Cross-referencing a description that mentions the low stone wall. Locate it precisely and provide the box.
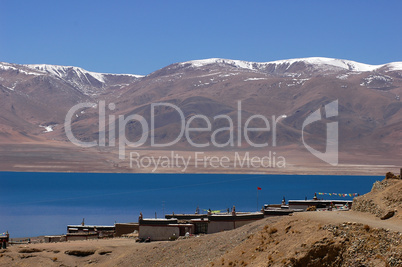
[115,223,139,237]
[208,221,234,234]
[352,198,383,217]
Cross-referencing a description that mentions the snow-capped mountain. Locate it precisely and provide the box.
[0,62,143,96]
[25,64,143,82]
[24,64,143,96]
[0,62,145,142]
[178,57,402,73]
[0,57,401,173]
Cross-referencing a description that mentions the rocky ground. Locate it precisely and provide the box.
[352,177,402,220]
[1,178,401,266]
[209,213,401,266]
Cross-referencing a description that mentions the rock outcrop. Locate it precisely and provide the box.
[352,177,402,220]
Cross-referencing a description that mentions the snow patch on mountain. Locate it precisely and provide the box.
[267,57,382,72]
[181,58,259,71]
[39,124,55,133]
[385,62,402,71]
[3,85,14,91]
[336,74,349,80]
[244,78,267,81]
[360,74,393,88]
[0,62,42,76]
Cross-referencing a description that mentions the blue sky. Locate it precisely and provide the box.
[1,1,401,75]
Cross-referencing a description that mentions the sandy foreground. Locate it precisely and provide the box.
[0,210,401,267]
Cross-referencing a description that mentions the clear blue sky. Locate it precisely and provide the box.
[1,1,401,75]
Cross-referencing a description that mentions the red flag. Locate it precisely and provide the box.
[257,187,262,190]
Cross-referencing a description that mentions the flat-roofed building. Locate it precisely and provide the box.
[66,224,115,240]
[139,218,194,241]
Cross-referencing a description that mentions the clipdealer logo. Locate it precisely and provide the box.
[302,100,338,166]
[64,99,339,170]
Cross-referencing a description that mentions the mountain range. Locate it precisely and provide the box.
[0,57,401,174]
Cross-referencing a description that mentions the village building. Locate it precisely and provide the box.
[156,207,265,239]
[138,218,194,241]
[66,224,115,241]
[288,199,352,211]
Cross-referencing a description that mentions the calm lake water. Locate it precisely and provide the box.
[0,172,381,237]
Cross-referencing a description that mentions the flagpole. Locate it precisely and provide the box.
[257,189,259,211]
